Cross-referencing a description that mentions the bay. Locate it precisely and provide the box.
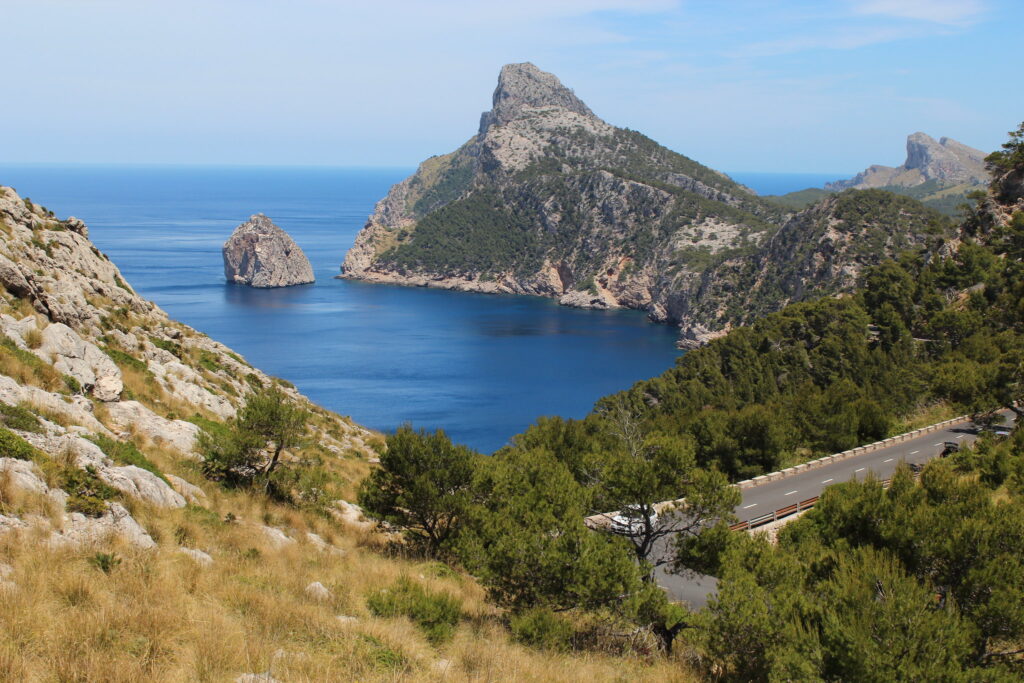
[0,164,682,453]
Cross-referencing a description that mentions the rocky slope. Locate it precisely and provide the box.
[341,63,965,346]
[223,213,314,287]
[0,185,372,551]
[674,189,955,346]
[341,62,782,324]
[0,185,687,681]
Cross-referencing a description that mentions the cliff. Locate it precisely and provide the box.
[341,64,962,346]
[827,132,988,191]
[223,213,314,287]
[341,62,781,325]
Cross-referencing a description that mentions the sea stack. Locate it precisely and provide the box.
[223,214,314,288]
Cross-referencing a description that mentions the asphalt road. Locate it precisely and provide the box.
[656,411,1017,609]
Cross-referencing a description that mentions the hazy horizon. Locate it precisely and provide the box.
[6,0,1022,173]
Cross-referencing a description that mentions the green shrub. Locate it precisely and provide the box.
[88,552,122,574]
[149,336,182,358]
[0,403,43,433]
[86,433,168,484]
[366,578,462,645]
[101,346,148,373]
[60,465,117,517]
[0,427,42,460]
[509,608,574,651]
[62,374,81,394]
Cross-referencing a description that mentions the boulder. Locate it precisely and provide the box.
[103,401,199,455]
[178,547,214,566]
[223,214,314,288]
[304,581,332,601]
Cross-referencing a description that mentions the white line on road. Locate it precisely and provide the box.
[956,435,965,439]
[884,458,894,463]
[822,478,833,484]
[934,442,942,446]
[784,490,798,496]
[743,504,757,509]
[855,467,866,473]
[910,450,920,455]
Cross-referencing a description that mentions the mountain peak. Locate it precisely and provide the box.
[479,62,594,133]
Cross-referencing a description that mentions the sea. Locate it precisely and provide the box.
[0,165,829,453]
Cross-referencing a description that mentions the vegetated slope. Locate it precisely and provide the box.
[0,186,689,681]
[342,64,965,347]
[675,189,955,345]
[341,62,782,326]
[352,124,1024,681]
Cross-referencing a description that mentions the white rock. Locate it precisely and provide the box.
[178,547,214,566]
[104,401,199,455]
[51,502,156,550]
[0,562,14,579]
[166,473,206,504]
[37,323,122,400]
[335,615,358,624]
[92,374,123,402]
[304,581,332,601]
[235,674,280,683]
[258,524,295,549]
[0,375,109,434]
[331,500,374,530]
[0,457,49,496]
[101,465,186,508]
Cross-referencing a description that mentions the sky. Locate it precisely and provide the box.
[4,0,1022,173]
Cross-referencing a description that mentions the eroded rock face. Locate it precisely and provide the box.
[223,214,314,288]
[340,62,779,337]
[826,132,988,190]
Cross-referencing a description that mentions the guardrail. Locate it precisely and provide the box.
[732,414,972,490]
[731,477,895,532]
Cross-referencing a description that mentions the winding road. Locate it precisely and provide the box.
[657,411,1017,609]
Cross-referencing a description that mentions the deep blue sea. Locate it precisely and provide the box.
[0,166,826,452]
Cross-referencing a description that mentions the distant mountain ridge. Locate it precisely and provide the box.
[826,132,988,191]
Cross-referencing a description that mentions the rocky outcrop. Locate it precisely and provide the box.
[223,214,314,288]
[672,190,956,344]
[0,184,378,568]
[340,63,780,333]
[827,132,988,191]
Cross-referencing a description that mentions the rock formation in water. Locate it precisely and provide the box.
[223,214,314,288]
[826,133,988,191]
[341,63,962,345]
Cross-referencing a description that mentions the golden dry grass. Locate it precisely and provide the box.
[0,483,697,682]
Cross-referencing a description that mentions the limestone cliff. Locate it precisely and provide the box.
[341,62,782,323]
[341,64,963,346]
[816,132,989,217]
[223,214,314,288]
[674,190,955,346]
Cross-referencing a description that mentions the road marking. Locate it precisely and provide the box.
[742,504,757,509]
[956,435,965,439]
[884,458,894,463]
[855,467,866,473]
[910,450,920,455]
[821,478,833,484]
[784,490,798,496]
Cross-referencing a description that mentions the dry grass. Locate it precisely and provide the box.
[0,482,696,682]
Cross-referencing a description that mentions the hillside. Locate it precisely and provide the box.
[0,186,688,681]
[342,64,962,347]
[341,62,782,323]
[379,123,1024,680]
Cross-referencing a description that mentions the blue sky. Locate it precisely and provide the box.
[5,0,1021,173]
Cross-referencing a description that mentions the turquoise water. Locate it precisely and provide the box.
[0,165,693,452]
